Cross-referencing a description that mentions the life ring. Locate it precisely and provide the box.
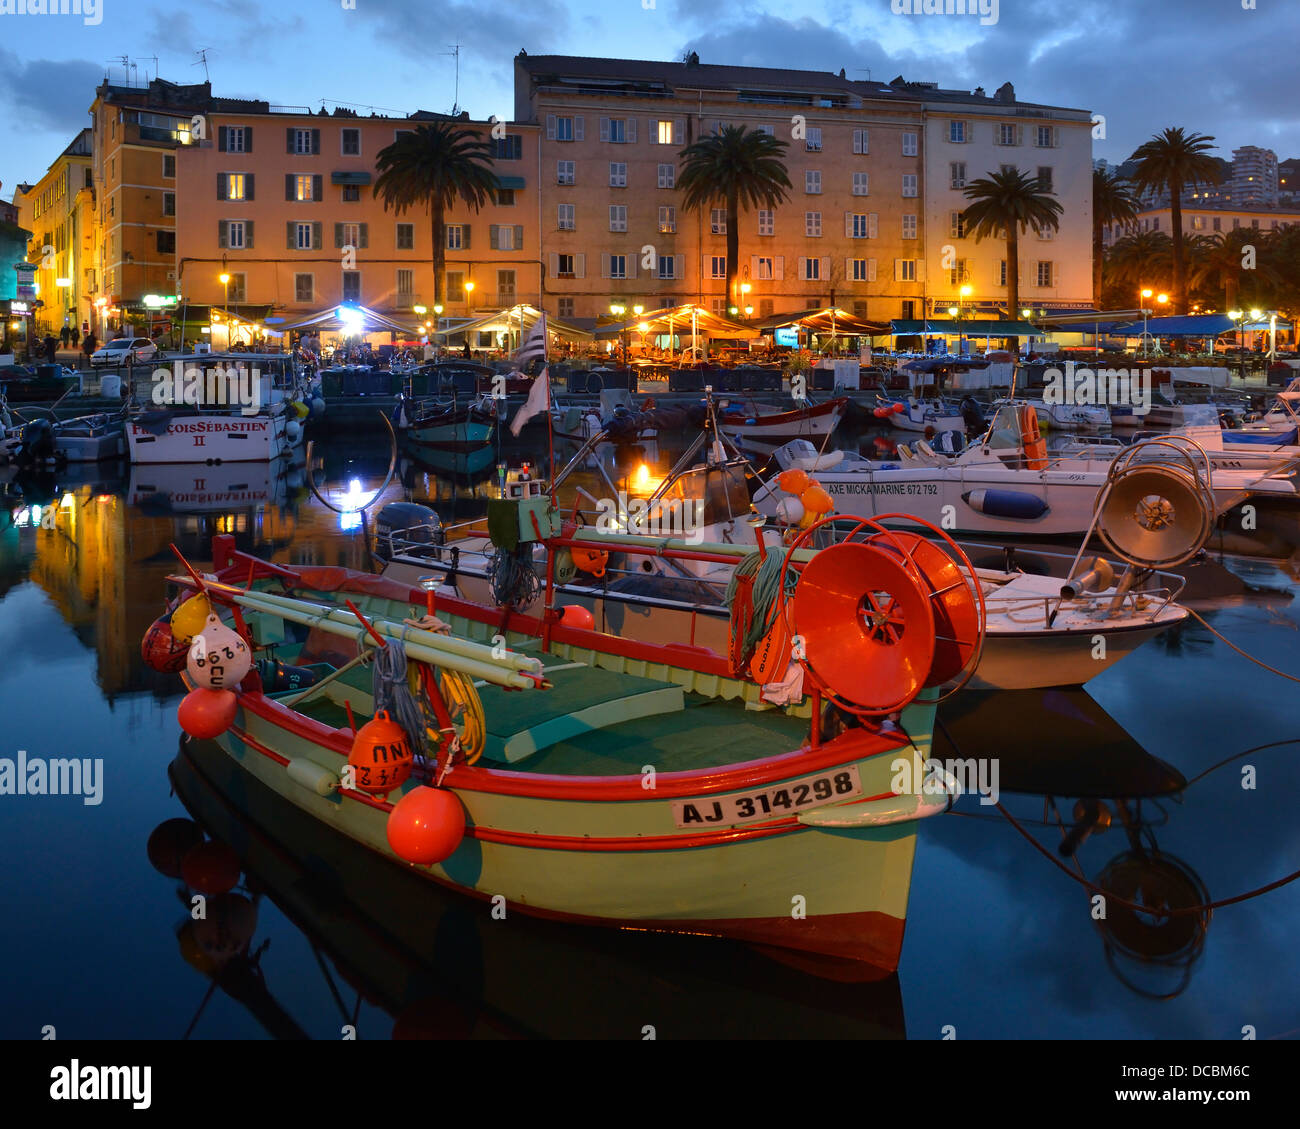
[1019,404,1049,470]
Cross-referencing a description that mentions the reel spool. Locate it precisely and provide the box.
[1095,463,1213,568]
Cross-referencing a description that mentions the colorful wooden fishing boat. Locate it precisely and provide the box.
[149,508,989,978]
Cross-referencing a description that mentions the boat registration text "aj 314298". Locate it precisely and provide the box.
[671,766,863,829]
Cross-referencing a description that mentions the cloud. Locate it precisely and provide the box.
[0,51,101,136]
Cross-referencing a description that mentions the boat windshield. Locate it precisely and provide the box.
[985,404,1023,451]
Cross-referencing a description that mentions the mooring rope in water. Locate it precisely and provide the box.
[1184,607,1300,683]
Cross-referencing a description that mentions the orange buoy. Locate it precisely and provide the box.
[558,604,595,630]
[178,688,238,739]
[348,710,414,795]
[800,484,834,515]
[147,818,205,878]
[186,614,252,692]
[386,786,466,865]
[180,839,241,894]
[571,544,609,577]
[777,467,811,495]
[142,613,191,673]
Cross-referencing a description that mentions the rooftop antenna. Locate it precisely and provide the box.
[146,55,159,84]
[193,48,213,82]
[116,55,130,85]
[443,44,461,115]
[855,67,872,82]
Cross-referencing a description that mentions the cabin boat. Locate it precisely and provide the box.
[716,397,847,453]
[393,391,497,453]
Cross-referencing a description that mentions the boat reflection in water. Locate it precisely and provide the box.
[155,739,907,1040]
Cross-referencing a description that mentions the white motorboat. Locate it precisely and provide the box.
[996,394,1110,433]
[717,397,847,452]
[875,394,967,434]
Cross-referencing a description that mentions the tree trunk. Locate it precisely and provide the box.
[432,200,445,306]
[1170,177,1186,314]
[1006,225,1020,354]
[1093,215,1104,308]
[725,187,739,312]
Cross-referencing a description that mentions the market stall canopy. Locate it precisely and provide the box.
[1106,314,1235,337]
[890,319,1040,336]
[280,304,419,335]
[435,304,593,343]
[753,307,888,335]
[594,304,758,339]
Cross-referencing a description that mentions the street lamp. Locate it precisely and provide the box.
[1140,288,1154,356]
[610,302,627,362]
[1229,309,1245,381]
[959,283,972,318]
[218,273,231,349]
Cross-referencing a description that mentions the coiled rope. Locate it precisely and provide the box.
[724,549,796,656]
[488,545,540,609]
[371,640,429,757]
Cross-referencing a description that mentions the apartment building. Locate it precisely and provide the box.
[174,108,541,323]
[918,79,1093,317]
[1231,146,1279,209]
[1103,203,1300,245]
[514,53,1094,322]
[13,129,93,334]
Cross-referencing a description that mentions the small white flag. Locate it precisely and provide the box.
[509,366,550,437]
[513,312,548,369]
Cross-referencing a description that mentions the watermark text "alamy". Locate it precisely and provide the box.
[891,0,999,27]
[0,0,102,27]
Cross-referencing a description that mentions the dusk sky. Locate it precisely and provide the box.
[2,0,1297,199]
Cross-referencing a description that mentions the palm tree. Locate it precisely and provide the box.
[1128,128,1221,314]
[373,122,498,307]
[960,167,1063,348]
[1103,230,1174,294]
[677,125,791,309]
[1092,168,1139,306]
[1185,229,1276,312]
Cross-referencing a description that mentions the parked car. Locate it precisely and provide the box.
[90,337,158,367]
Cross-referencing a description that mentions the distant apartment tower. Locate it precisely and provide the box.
[1231,146,1278,208]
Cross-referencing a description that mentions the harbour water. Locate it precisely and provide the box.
[2,422,1299,1039]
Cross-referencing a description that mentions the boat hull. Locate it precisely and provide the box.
[128,409,301,464]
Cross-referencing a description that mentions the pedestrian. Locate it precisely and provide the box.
[44,334,58,363]
[462,340,472,358]
[83,332,97,357]
[60,326,71,348]
[70,325,80,348]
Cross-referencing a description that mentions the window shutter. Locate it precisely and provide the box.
[287,221,296,250]
[675,252,686,282]
[600,255,609,279]
[916,259,925,282]
[574,116,584,141]
[798,258,806,281]
[626,118,636,143]
[489,225,499,250]
[313,174,323,201]
[628,253,638,279]
[245,220,254,248]
[868,258,876,282]
[820,257,830,282]
[285,174,294,201]
[286,128,294,153]
[674,120,683,146]
[217,173,227,201]
[218,126,228,152]
[513,224,524,249]
[845,258,854,280]
[312,222,322,251]
[869,213,878,239]
[311,129,321,154]
[245,174,254,200]
[334,223,344,249]
[546,115,556,140]
[1052,126,1060,147]
[462,224,470,249]
[774,256,784,281]
[245,126,253,152]
[548,253,558,276]
[218,220,228,248]
[359,223,369,249]
[894,259,903,281]
[844,212,853,238]
[574,253,585,279]
[599,117,610,142]
[1017,125,1024,146]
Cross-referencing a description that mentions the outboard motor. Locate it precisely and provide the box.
[373,501,443,563]
[959,396,985,434]
[16,418,58,466]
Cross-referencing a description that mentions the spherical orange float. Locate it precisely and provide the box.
[142,613,191,674]
[387,786,466,865]
[558,604,594,630]
[178,687,239,740]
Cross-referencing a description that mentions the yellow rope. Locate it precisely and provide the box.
[407,663,488,765]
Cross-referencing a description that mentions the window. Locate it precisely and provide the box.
[900,299,915,319]
[805,169,821,194]
[342,128,360,155]
[852,172,869,196]
[557,204,575,231]
[294,273,313,302]
[397,223,414,250]
[491,135,522,160]
[998,123,1018,146]
[1232,217,1240,230]
[608,254,627,280]
[710,208,726,234]
[1037,167,1053,192]
[556,254,575,278]
[557,160,575,185]
[295,222,313,250]
[227,273,246,302]
[602,117,635,144]
[227,220,246,249]
[1192,215,1205,231]
[1213,216,1222,232]
[225,174,247,201]
[342,185,360,202]
[1000,164,1016,176]
[163,191,176,216]
[902,214,917,239]
[949,120,967,143]
[163,154,175,178]
[609,162,627,188]
[1036,261,1054,287]
[490,224,519,251]
[903,132,918,156]
[498,269,516,299]
[157,230,176,254]
[849,213,870,239]
[656,120,674,144]
[342,271,361,301]
[757,210,773,236]
[396,270,414,302]
[292,128,314,154]
[998,260,1007,287]
[805,211,822,237]
[950,211,966,238]
[895,259,917,282]
[446,225,464,251]
[657,163,675,189]
[902,174,918,197]
[853,129,869,154]
[711,298,726,315]
[496,188,516,206]
[760,298,774,316]
[1035,125,1057,148]
[806,127,822,152]
[709,256,726,279]
[850,259,870,282]
[295,174,315,201]
[756,257,773,280]
[755,124,775,137]
[950,162,966,188]
[948,259,971,286]
[657,255,677,280]
[1039,225,1055,241]
[659,206,676,233]
[341,222,361,249]
[552,116,575,142]
[225,126,247,153]
[446,271,465,301]
[558,297,574,318]
[609,205,627,232]
[801,257,821,280]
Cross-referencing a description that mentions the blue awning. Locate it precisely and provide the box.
[1107,314,1235,337]
[495,175,526,190]
[890,319,1040,336]
[331,171,372,185]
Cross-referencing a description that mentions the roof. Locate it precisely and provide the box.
[754,307,888,334]
[593,304,758,339]
[890,319,1041,336]
[1106,314,1236,337]
[433,305,592,343]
